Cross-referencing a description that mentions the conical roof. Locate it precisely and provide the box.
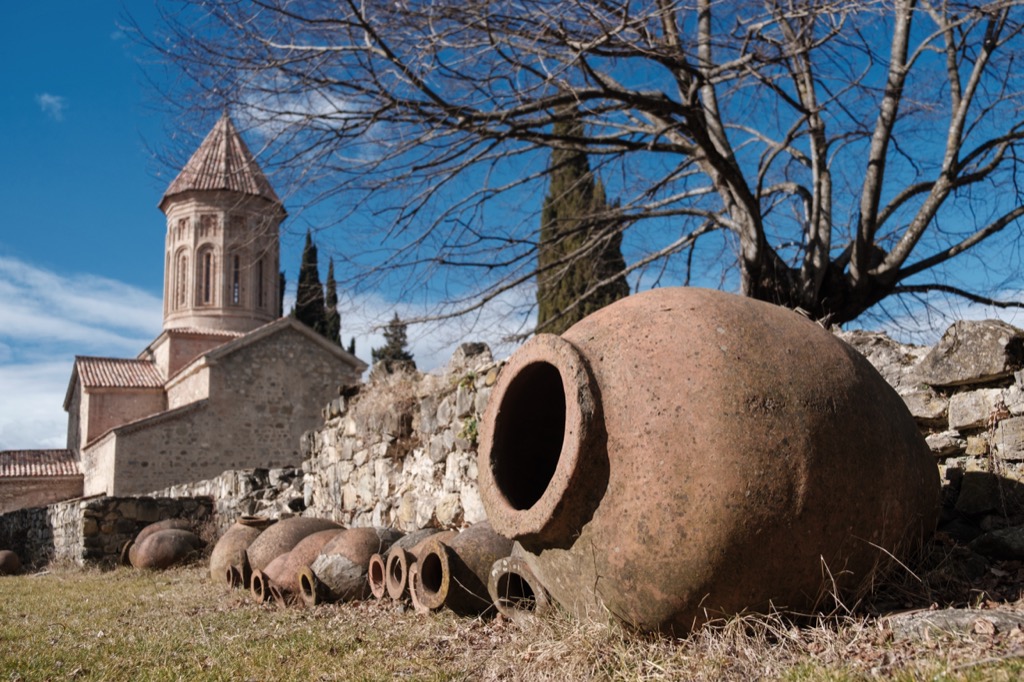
[159,112,282,211]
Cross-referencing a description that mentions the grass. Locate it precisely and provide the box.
[1,564,1024,681]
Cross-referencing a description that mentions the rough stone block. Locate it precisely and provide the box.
[434,493,463,526]
[955,472,1002,517]
[900,389,947,424]
[948,388,1004,431]
[965,435,990,457]
[926,431,965,457]
[913,319,1024,388]
[997,416,1024,461]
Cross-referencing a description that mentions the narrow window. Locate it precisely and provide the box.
[232,255,241,305]
[202,251,213,304]
[175,253,188,309]
[256,258,265,308]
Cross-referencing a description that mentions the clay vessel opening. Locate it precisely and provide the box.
[491,361,566,511]
[494,572,536,611]
[419,552,444,597]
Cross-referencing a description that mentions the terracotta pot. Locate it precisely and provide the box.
[131,529,205,570]
[0,549,23,576]
[488,544,551,623]
[251,552,290,604]
[385,529,458,601]
[367,553,388,600]
[135,518,192,545]
[298,527,404,605]
[407,562,428,614]
[478,287,939,634]
[209,516,275,587]
[275,528,345,596]
[245,516,342,573]
[415,522,514,616]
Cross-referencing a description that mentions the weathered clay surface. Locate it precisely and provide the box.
[302,527,404,604]
[130,529,204,570]
[275,528,346,595]
[134,518,192,546]
[245,516,342,573]
[912,319,1024,388]
[209,516,274,586]
[416,521,513,616]
[479,287,939,634]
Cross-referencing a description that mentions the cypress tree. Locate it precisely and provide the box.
[324,258,341,345]
[371,313,416,373]
[536,111,629,335]
[295,230,327,334]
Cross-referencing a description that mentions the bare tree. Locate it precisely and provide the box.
[144,0,1024,332]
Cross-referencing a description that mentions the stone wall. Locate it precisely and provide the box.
[839,321,1024,540]
[0,495,212,568]
[301,343,500,530]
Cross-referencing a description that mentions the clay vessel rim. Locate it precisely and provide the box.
[481,333,594,539]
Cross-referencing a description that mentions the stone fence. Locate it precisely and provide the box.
[6,318,1024,568]
[0,495,212,568]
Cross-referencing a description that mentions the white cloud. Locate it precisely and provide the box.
[0,255,162,450]
[35,93,67,121]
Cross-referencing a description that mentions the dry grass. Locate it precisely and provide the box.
[1,563,1024,681]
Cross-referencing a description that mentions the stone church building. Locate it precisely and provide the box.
[1,114,365,509]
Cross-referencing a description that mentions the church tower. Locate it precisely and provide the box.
[158,113,285,334]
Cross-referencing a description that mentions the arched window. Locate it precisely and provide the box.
[196,246,215,306]
[256,257,265,309]
[175,250,189,310]
[230,254,241,305]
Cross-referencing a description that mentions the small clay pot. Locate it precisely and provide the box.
[415,522,514,617]
[0,549,23,576]
[298,527,404,605]
[367,553,388,600]
[385,529,457,601]
[135,518,192,545]
[274,528,345,597]
[251,552,290,604]
[209,516,274,587]
[245,516,342,573]
[131,529,204,570]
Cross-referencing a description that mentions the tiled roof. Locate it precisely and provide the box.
[160,112,281,207]
[164,327,247,339]
[0,449,80,478]
[76,357,164,389]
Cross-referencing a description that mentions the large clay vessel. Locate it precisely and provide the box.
[209,516,275,587]
[478,287,939,634]
[298,527,404,605]
[123,518,194,566]
[245,516,342,573]
[131,529,205,570]
[415,522,514,616]
[370,528,436,599]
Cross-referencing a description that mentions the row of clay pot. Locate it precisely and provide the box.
[121,518,205,570]
[208,515,553,622]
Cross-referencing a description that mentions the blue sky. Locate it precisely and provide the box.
[2,2,1023,451]
[0,1,519,450]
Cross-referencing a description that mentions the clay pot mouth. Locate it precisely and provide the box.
[386,548,411,600]
[481,334,597,541]
[298,566,319,606]
[488,556,550,621]
[417,544,449,610]
[368,553,387,600]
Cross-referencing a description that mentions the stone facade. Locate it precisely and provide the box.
[78,320,363,496]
